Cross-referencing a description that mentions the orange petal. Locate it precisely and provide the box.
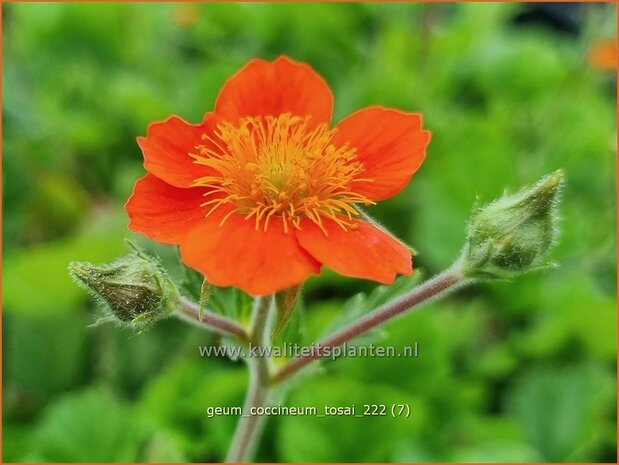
[332,106,430,201]
[180,214,321,296]
[126,174,209,244]
[215,56,333,126]
[139,113,221,188]
[297,218,412,284]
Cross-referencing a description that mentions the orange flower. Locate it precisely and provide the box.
[587,38,617,72]
[126,56,430,296]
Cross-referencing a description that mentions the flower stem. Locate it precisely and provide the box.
[226,295,273,463]
[271,264,469,384]
[174,296,249,341]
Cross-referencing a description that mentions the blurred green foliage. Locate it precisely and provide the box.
[3,2,616,462]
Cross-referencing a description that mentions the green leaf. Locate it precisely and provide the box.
[512,274,617,361]
[2,424,34,462]
[272,292,306,349]
[208,286,253,324]
[140,433,187,462]
[26,388,150,462]
[139,360,247,461]
[277,377,426,462]
[450,441,540,462]
[3,210,126,315]
[507,363,615,461]
[5,312,88,395]
[273,284,302,338]
[322,272,423,342]
[175,259,204,301]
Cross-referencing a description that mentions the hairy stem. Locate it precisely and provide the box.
[226,295,273,463]
[271,264,469,384]
[174,296,249,341]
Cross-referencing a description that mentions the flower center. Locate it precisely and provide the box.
[190,114,374,234]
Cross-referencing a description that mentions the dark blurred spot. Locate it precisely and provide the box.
[513,3,583,35]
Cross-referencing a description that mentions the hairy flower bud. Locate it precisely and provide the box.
[69,242,178,330]
[461,170,564,279]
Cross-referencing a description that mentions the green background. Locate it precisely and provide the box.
[3,2,616,462]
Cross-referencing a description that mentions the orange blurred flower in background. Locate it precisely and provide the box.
[171,3,201,29]
[587,38,617,71]
[126,56,430,295]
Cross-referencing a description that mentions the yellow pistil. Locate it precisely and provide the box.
[190,113,374,234]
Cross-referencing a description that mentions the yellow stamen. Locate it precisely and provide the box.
[191,113,375,233]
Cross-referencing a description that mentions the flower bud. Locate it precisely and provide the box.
[461,170,564,279]
[69,242,178,330]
